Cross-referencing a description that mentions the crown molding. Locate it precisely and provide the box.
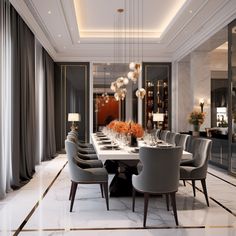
[9,0,57,60]
[172,0,236,61]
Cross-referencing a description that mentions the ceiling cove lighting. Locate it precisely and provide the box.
[73,0,187,39]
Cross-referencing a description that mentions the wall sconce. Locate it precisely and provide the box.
[68,113,80,130]
[199,98,205,113]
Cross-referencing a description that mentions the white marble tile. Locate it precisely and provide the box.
[23,165,236,231]
[0,155,67,231]
[1,154,236,236]
[18,228,236,236]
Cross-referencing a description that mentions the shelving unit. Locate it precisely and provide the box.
[142,62,171,130]
[145,79,168,129]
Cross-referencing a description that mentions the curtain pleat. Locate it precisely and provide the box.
[11,6,36,187]
[0,0,12,199]
[41,49,56,161]
[0,1,57,196]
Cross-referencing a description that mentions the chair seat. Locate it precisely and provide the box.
[180,166,196,179]
[77,152,98,160]
[84,167,108,182]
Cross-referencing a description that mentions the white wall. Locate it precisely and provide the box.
[190,52,211,131]
[210,51,228,71]
[174,49,228,132]
[176,61,192,132]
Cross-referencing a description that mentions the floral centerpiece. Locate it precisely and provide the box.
[188,111,205,132]
[107,120,144,138]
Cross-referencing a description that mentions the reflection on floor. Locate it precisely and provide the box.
[0,155,236,236]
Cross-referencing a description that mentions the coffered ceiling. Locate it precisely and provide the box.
[9,0,236,62]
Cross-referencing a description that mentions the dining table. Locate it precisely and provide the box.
[91,133,192,162]
[91,132,193,196]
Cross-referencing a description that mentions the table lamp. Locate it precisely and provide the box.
[153,113,164,129]
[68,113,80,130]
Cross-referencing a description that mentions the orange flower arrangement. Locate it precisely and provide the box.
[129,122,144,138]
[107,120,144,138]
[107,120,117,130]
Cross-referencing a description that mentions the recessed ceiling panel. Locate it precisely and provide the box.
[74,0,187,38]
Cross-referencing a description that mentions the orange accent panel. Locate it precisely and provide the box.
[97,97,119,126]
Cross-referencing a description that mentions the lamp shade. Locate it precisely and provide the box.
[68,113,80,122]
[153,113,164,122]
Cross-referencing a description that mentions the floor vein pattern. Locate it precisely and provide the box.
[0,155,236,236]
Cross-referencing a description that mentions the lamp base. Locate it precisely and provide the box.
[70,124,78,131]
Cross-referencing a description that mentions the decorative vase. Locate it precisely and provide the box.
[130,134,137,147]
[193,124,200,137]
[146,119,152,133]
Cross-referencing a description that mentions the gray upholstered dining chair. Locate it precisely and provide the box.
[132,146,183,227]
[65,140,109,212]
[67,134,98,160]
[67,134,96,154]
[175,134,190,151]
[166,132,177,145]
[69,130,95,149]
[180,138,212,206]
[159,130,170,142]
[66,138,105,198]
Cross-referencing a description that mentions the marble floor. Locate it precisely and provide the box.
[0,155,236,236]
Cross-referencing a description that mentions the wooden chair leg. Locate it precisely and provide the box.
[70,181,78,212]
[69,181,73,200]
[103,182,109,211]
[170,192,179,226]
[143,193,149,228]
[192,180,196,197]
[183,180,186,186]
[201,179,209,207]
[100,184,104,198]
[165,194,169,211]
[132,187,136,212]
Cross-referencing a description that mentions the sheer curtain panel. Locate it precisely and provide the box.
[0,0,12,199]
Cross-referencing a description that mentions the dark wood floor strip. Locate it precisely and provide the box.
[9,162,236,235]
[208,171,236,188]
[187,181,236,218]
[17,225,205,232]
[8,225,236,234]
[13,161,68,236]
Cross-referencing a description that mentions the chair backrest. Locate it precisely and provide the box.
[133,146,183,193]
[65,140,93,182]
[175,134,190,150]
[69,130,78,137]
[192,138,212,179]
[67,133,77,143]
[166,132,177,145]
[160,130,170,141]
[155,129,161,139]
[68,132,78,140]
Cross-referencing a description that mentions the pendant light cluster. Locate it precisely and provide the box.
[101,67,109,105]
[111,1,146,101]
[127,62,141,83]
[110,76,129,101]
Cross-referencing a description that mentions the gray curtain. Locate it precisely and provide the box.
[41,49,56,161]
[11,6,36,187]
[0,0,12,199]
